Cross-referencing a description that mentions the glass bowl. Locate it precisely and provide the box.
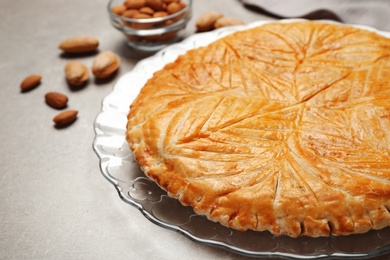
[108,0,192,51]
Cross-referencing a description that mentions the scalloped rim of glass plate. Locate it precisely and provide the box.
[93,19,390,259]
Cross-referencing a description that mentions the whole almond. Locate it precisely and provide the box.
[111,5,127,15]
[133,13,153,19]
[153,11,168,18]
[53,110,78,126]
[59,36,99,53]
[125,0,146,9]
[196,12,224,32]
[214,16,245,29]
[166,2,182,14]
[139,6,155,15]
[178,1,187,8]
[20,74,41,92]
[45,92,68,109]
[64,61,89,86]
[122,9,140,18]
[122,9,140,27]
[92,51,121,79]
[146,0,164,11]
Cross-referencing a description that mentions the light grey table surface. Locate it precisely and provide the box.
[0,0,388,259]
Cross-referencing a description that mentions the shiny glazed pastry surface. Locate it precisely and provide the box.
[126,21,390,237]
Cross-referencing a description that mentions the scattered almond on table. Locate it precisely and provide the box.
[20,74,42,92]
[53,110,79,126]
[196,12,244,32]
[21,33,123,128]
[19,4,245,129]
[214,16,245,29]
[92,51,121,79]
[45,92,68,109]
[64,61,89,86]
[195,11,223,32]
[59,36,99,54]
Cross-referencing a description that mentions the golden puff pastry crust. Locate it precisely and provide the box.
[126,21,390,237]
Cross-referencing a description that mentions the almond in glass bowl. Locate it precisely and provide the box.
[108,0,192,51]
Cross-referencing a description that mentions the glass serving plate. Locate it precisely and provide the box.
[93,20,390,259]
